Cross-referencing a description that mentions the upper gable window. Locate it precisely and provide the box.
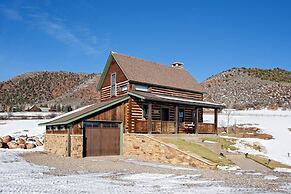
[135,84,149,92]
[120,85,128,92]
[110,73,116,96]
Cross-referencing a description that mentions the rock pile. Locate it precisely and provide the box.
[0,135,43,149]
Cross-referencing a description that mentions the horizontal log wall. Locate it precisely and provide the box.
[101,81,129,101]
[150,86,203,100]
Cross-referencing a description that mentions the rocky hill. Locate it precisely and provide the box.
[202,68,291,109]
[0,71,100,111]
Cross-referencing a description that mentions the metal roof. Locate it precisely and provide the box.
[128,91,225,109]
[39,96,130,126]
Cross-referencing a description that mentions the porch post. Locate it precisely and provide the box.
[195,108,199,134]
[147,103,152,134]
[175,105,179,134]
[214,108,218,135]
[67,125,72,157]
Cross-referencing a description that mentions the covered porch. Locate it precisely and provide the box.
[128,91,225,134]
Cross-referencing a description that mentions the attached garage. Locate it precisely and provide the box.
[40,96,128,158]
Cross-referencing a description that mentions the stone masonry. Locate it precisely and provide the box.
[123,134,216,169]
[44,134,83,158]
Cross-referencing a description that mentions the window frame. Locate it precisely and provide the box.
[110,72,117,96]
[120,84,128,92]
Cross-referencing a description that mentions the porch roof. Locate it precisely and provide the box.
[128,91,225,109]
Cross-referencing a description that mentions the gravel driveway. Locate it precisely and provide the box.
[17,151,291,193]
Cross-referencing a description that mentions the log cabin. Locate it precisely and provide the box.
[41,52,224,157]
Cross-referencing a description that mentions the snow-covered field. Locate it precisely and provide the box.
[204,109,291,166]
[0,111,59,117]
[0,119,47,138]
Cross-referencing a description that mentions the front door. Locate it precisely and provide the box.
[161,108,169,121]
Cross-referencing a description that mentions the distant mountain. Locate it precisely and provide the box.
[0,71,100,111]
[1,67,290,111]
[202,68,291,109]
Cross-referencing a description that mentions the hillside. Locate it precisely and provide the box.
[0,71,100,111]
[202,68,291,109]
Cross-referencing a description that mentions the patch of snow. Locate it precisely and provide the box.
[0,151,267,193]
[263,175,278,180]
[0,119,47,138]
[204,110,291,166]
[0,146,44,153]
[124,159,197,171]
[217,165,241,171]
[245,172,263,176]
[43,104,94,124]
[203,140,217,144]
[274,168,291,173]
[0,111,61,117]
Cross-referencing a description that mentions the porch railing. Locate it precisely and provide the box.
[135,120,216,134]
[197,123,216,134]
[135,120,175,133]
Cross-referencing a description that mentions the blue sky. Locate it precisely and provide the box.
[0,0,291,82]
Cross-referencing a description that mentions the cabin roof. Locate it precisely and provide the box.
[128,91,225,109]
[97,52,206,93]
[39,96,130,126]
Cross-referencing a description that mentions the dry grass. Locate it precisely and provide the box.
[218,126,273,140]
[159,137,233,166]
[248,154,291,169]
[202,137,238,151]
[230,133,273,140]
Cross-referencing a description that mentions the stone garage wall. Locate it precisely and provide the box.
[44,134,83,158]
[123,134,216,169]
[70,135,83,158]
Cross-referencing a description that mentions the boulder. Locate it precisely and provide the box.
[0,137,3,143]
[7,141,18,149]
[17,144,26,149]
[26,143,36,149]
[2,135,12,143]
[17,138,26,145]
[0,142,3,148]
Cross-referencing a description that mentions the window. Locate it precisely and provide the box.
[120,85,128,92]
[178,108,184,122]
[142,104,148,120]
[135,84,149,92]
[110,73,116,96]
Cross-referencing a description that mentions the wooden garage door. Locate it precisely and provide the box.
[86,127,120,157]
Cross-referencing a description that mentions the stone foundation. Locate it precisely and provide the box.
[44,134,83,158]
[123,134,216,169]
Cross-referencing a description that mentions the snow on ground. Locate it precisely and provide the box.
[0,151,264,194]
[0,119,47,138]
[0,111,61,117]
[204,109,291,166]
